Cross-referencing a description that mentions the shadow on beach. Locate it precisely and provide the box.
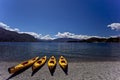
[48,65,57,76]
[60,65,68,75]
[6,66,31,80]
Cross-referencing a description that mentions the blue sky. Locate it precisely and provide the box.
[0,0,120,39]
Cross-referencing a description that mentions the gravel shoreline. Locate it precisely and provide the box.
[1,60,120,80]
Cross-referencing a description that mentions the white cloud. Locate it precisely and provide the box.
[20,32,42,39]
[0,22,20,32]
[55,32,102,39]
[40,35,55,40]
[110,35,120,38]
[1,22,119,40]
[107,23,120,31]
[0,22,54,40]
[14,28,20,32]
[20,32,55,40]
[21,32,54,40]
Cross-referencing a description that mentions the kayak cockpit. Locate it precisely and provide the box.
[37,61,42,64]
[50,61,54,64]
[61,61,65,63]
[42,58,45,60]
[22,61,28,65]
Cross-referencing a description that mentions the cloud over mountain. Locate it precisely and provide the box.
[0,22,20,32]
[20,32,42,39]
[107,23,120,31]
[1,22,100,40]
[0,22,54,40]
[1,22,119,40]
[55,32,102,39]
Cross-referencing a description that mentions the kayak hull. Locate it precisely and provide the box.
[32,56,47,71]
[59,56,68,70]
[8,56,39,74]
[48,56,57,75]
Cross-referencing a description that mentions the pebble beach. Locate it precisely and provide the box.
[1,58,120,80]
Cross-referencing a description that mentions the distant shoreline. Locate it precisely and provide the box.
[0,37,120,42]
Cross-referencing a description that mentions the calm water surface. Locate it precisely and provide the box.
[0,42,120,61]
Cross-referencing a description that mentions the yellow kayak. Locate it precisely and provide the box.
[8,56,39,74]
[48,56,57,70]
[32,56,47,71]
[59,56,68,69]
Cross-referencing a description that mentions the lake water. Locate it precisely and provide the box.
[0,42,120,61]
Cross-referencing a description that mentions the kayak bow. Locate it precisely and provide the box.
[48,56,57,70]
[8,56,39,74]
[59,56,68,70]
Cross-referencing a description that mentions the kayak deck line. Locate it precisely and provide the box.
[8,56,39,74]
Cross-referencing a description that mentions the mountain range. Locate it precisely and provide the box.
[0,27,39,42]
[0,27,120,42]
